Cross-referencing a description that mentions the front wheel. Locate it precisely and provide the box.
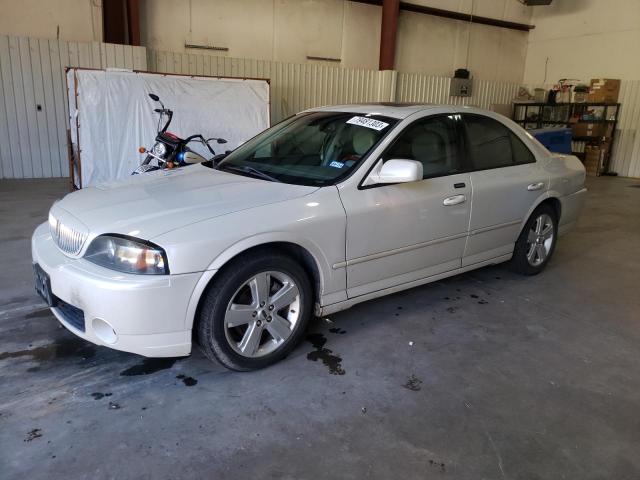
[510,204,558,275]
[196,251,313,371]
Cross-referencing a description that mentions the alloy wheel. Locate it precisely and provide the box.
[224,271,301,358]
[526,213,555,267]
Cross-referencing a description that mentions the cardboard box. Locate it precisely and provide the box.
[584,145,606,177]
[588,78,621,103]
[571,122,606,138]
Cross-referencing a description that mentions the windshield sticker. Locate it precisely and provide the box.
[346,116,389,131]
[329,161,344,168]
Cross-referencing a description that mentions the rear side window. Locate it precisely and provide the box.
[463,115,535,170]
[510,131,536,165]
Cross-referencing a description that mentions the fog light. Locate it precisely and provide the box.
[93,318,117,344]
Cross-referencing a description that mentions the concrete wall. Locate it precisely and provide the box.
[140,0,530,81]
[523,0,640,84]
[395,0,531,82]
[0,0,102,43]
[0,0,532,81]
[140,0,381,68]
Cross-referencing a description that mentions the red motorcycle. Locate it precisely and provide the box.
[132,93,227,175]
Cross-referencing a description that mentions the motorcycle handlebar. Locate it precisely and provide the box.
[184,134,217,155]
[159,110,173,133]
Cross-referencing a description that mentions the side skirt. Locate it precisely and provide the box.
[316,253,512,317]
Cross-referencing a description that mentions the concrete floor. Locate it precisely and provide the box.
[1,176,639,479]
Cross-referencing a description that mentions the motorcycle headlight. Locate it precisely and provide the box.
[153,142,167,157]
[84,235,169,275]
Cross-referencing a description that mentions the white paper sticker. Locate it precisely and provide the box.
[346,116,389,131]
[329,161,344,168]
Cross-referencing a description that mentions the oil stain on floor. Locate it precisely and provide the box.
[328,327,346,335]
[24,308,54,319]
[306,333,345,375]
[24,428,43,442]
[176,374,198,386]
[402,374,422,391]
[119,358,180,376]
[0,336,96,362]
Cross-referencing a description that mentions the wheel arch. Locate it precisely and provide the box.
[520,193,562,233]
[539,196,561,222]
[184,235,329,331]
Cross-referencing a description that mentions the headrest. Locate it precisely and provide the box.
[352,129,377,155]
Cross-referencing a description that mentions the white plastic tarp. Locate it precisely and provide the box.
[67,69,270,187]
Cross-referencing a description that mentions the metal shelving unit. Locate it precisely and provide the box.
[512,102,620,172]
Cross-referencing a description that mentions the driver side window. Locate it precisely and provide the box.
[383,115,461,179]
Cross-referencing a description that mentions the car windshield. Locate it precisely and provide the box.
[214,111,397,186]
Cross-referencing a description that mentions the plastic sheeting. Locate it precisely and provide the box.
[67,68,270,187]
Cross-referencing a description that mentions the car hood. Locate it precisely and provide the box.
[52,165,319,239]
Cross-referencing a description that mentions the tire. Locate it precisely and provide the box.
[509,203,558,275]
[196,251,313,371]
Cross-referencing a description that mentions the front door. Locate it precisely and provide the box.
[339,114,471,298]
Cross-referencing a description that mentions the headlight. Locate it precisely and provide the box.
[84,235,169,275]
[153,142,167,157]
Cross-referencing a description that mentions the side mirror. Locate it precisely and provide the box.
[363,159,423,186]
[148,93,160,102]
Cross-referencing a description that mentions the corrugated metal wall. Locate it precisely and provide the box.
[0,36,146,179]
[397,73,521,109]
[610,80,640,178]
[147,50,523,127]
[147,50,381,123]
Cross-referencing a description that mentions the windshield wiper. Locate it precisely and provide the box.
[218,164,281,183]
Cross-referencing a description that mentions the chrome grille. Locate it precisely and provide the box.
[49,212,87,256]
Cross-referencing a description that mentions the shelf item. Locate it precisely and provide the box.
[530,127,572,154]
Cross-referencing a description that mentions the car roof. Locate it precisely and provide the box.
[306,103,490,120]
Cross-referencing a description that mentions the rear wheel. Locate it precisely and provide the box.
[510,204,558,275]
[196,251,313,371]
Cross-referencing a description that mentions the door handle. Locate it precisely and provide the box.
[527,182,545,191]
[443,194,466,206]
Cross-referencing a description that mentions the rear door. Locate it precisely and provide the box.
[460,114,548,266]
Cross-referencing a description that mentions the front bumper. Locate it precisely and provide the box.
[31,223,203,357]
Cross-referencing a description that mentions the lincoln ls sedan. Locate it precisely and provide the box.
[32,104,586,370]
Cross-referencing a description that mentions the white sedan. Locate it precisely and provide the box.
[32,104,586,370]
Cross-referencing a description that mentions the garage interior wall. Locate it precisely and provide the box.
[0,0,103,43]
[522,0,640,84]
[0,0,533,81]
[0,36,146,179]
[140,0,532,82]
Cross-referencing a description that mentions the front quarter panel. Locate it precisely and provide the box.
[152,186,347,307]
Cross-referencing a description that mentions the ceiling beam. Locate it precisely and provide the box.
[379,0,400,70]
[350,0,535,32]
[126,0,141,46]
